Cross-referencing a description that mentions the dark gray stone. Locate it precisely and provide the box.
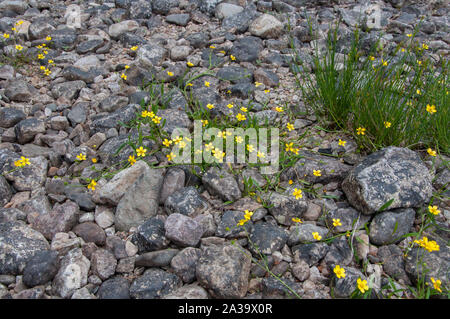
[165,213,204,247]
[342,147,433,215]
[230,36,263,63]
[215,210,253,239]
[166,13,190,26]
[202,167,241,202]
[217,66,253,84]
[129,268,181,299]
[131,217,170,253]
[165,186,208,217]
[170,247,202,283]
[14,118,46,144]
[292,242,329,266]
[97,276,130,299]
[23,250,59,287]
[73,222,106,246]
[135,249,179,267]
[248,222,288,255]
[332,266,366,298]
[369,208,416,245]
[377,245,411,284]
[0,108,26,128]
[51,80,86,101]
[0,176,12,207]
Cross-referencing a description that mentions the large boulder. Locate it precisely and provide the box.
[342,147,433,215]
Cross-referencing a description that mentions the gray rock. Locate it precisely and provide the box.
[325,207,371,233]
[249,13,284,39]
[199,0,221,16]
[170,247,202,283]
[99,95,129,113]
[264,191,308,226]
[160,168,185,204]
[248,222,288,255]
[52,248,90,298]
[292,259,310,281]
[222,8,257,33]
[4,80,36,102]
[108,20,139,38]
[261,276,302,299]
[165,186,209,217]
[369,208,416,245]
[50,28,77,51]
[23,250,59,287]
[62,66,95,84]
[342,147,433,215]
[91,249,117,280]
[90,104,139,134]
[217,65,253,84]
[292,242,329,266]
[76,39,105,54]
[332,266,366,298]
[130,268,181,299]
[50,116,70,131]
[28,21,55,40]
[196,244,251,298]
[158,108,191,135]
[0,221,50,275]
[97,276,130,299]
[73,222,106,246]
[323,236,353,269]
[135,249,179,267]
[51,80,86,101]
[0,108,26,128]
[132,217,170,253]
[163,283,209,299]
[215,210,253,239]
[166,13,190,26]
[67,103,88,126]
[405,238,449,288]
[282,150,352,185]
[377,245,411,284]
[94,206,115,229]
[115,166,164,232]
[0,176,12,207]
[27,200,79,240]
[165,213,204,247]
[186,32,210,49]
[137,43,168,67]
[170,45,192,61]
[14,118,46,144]
[0,207,27,223]
[2,155,48,191]
[230,36,263,63]
[215,3,243,20]
[202,167,242,202]
[288,223,329,245]
[254,68,279,87]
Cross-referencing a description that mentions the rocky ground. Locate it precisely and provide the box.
[0,0,449,299]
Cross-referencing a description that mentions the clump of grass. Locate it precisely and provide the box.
[290,21,449,155]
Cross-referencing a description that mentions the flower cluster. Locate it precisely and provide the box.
[237,210,253,226]
[414,236,440,252]
[14,156,30,168]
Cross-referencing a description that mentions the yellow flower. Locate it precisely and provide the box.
[427,148,436,156]
[46,36,52,41]
[186,83,193,87]
[187,61,194,67]
[286,123,294,131]
[426,104,436,114]
[209,45,216,49]
[230,55,236,61]
[417,60,422,65]
[406,33,412,37]
[430,278,442,293]
[204,81,210,87]
[313,170,321,177]
[237,219,248,226]
[148,111,155,118]
[255,82,263,87]
[275,106,284,112]
[38,54,44,59]
[244,210,253,220]
[91,158,98,163]
[356,127,366,135]
[136,146,147,157]
[166,152,175,161]
[152,116,162,124]
[240,107,248,112]
[416,89,421,95]
[264,89,270,94]
[401,48,405,52]
[338,139,346,146]
[128,155,136,165]
[76,153,86,161]
[285,142,293,152]
[44,68,51,76]
[312,232,322,241]
[167,71,174,76]
[369,56,375,61]
[48,59,54,64]
[235,136,243,144]
[226,103,234,109]
[43,50,48,54]
[246,144,254,153]
[163,139,172,147]
[332,218,342,227]
[14,156,30,167]
[288,180,293,185]
[333,265,346,279]
[381,59,388,66]
[130,46,138,51]
[422,43,429,50]
[357,278,369,293]
[219,50,226,54]
[292,217,303,223]
[141,110,149,118]
[11,27,16,32]
[201,119,208,127]
[414,236,440,252]
[87,180,97,191]
[428,205,440,215]
[206,103,215,109]
[292,188,302,200]
[3,33,9,39]
[384,121,392,128]
[15,20,24,26]
[236,113,246,121]
[121,73,127,80]
[205,143,214,151]
[15,45,23,51]
[257,151,265,158]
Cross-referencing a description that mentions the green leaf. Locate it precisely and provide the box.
[378,198,394,212]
